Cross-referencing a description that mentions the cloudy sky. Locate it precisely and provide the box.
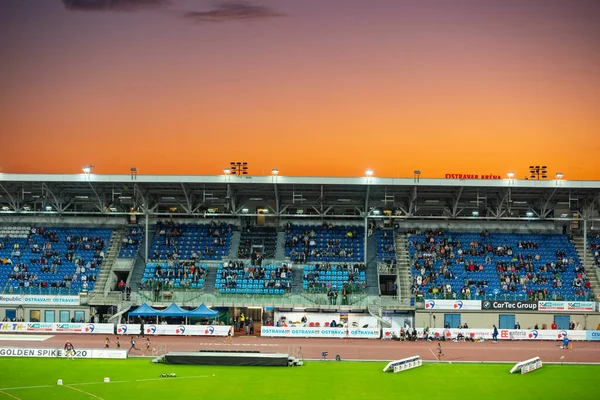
[1,0,599,179]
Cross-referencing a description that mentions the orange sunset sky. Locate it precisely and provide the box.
[1,0,599,179]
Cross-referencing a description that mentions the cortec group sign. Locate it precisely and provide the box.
[481,301,538,311]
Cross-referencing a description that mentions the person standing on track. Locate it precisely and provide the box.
[492,325,499,342]
[64,341,76,360]
[105,337,110,349]
[116,337,121,349]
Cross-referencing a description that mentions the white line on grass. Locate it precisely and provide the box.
[64,385,105,400]
[0,385,54,391]
[70,381,130,387]
[0,389,23,400]
[135,375,210,382]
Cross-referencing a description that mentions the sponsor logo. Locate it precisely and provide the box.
[1,323,25,331]
[500,330,509,338]
[0,295,21,303]
[55,324,83,332]
[528,330,539,339]
[117,325,127,334]
[175,326,186,335]
[204,326,215,335]
[27,323,54,331]
[84,324,95,333]
[538,301,565,311]
[425,300,435,309]
[557,330,567,339]
[146,325,157,334]
[486,301,538,311]
[566,302,595,311]
[453,301,463,309]
[586,331,600,341]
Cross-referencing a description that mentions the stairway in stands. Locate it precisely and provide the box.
[365,234,379,296]
[237,227,278,259]
[573,236,600,297]
[395,233,412,305]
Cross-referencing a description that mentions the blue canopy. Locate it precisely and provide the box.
[187,304,219,318]
[159,303,189,317]
[128,303,160,316]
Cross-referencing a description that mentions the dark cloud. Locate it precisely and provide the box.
[62,0,168,12]
[183,2,285,23]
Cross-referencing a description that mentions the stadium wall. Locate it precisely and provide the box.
[396,220,557,233]
[0,306,90,323]
[415,311,600,330]
[0,216,128,227]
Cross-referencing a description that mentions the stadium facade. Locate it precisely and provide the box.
[1,173,599,331]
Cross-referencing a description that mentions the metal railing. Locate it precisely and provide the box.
[1,287,84,296]
[135,290,369,308]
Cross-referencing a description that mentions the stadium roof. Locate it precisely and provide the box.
[0,173,599,220]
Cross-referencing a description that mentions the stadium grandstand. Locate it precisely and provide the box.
[0,172,599,329]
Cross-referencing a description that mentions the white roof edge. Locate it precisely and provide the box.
[0,173,599,189]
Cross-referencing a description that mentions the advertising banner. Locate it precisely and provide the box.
[424,300,481,311]
[585,331,600,341]
[537,301,597,312]
[141,324,232,337]
[0,347,127,359]
[427,328,587,341]
[0,295,80,306]
[481,301,538,311]
[0,322,230,336]
[0,323,113,334]
[0,322,26,332]
[261,326,380,339]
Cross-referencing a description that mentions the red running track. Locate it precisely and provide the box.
[2,334,600,364]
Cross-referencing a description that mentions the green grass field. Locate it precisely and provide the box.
[0,358,598,400]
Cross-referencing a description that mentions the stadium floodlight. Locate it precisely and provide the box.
[526,211,534,217]
[365,169,373,177]
[507,172,515,179]
[472,211,479,216]
[271,169,279,176]
[529,165,547,180]
[230,161,248,177]
[223,168,231,175]
[241,208,249,213]
[82,165,93,174]
[555,172,563,180]
[45,206,52,211]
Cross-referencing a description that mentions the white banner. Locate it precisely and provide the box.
[0,347,127,359]
[140,324,232,337]
[261,326,380,339]
[537,301,596,312]
[424,299,481,311]
[0,295,80,306]
[427,328,587,341]
[0,322,231,336]
[0,323,113,334]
